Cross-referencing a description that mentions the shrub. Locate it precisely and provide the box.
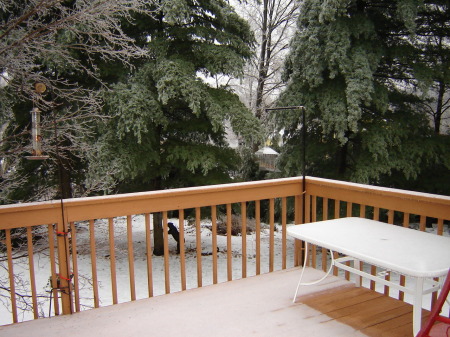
[216,214,256,236]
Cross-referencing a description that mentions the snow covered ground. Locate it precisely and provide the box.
[0,216,296,325]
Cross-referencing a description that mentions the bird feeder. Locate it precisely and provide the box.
[255,147,279,172]
[26,82,49,160]
[26,107,49,160]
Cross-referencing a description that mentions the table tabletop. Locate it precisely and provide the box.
[287,217,450,278]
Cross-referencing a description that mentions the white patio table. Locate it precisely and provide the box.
[287,217,450,336]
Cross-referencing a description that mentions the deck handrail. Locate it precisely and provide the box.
[306,177,450,219]
[0,176,303,228]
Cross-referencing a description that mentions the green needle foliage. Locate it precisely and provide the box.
[276,0,449,194]
[95,0,262,192]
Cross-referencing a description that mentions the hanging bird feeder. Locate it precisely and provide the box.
[26,83,49,160]
[255,146,279,172]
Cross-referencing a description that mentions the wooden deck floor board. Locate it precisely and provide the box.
[300,285,430,337]
[303,289,385,313]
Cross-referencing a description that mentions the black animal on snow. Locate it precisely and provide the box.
[168,222,181,254]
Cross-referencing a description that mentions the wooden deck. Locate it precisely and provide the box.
[0,267,428,337]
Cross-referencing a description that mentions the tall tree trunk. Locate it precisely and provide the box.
[152,124,164,256]
[255,0,269,122]
[434,81,445,134]
[152,173,164,255]
[337,133,350,176]
[254,0,270,153]
[152,211,164,256]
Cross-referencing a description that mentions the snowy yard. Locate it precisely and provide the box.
[0,216,296,325]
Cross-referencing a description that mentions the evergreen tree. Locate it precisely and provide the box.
[95,0,262,254]
[276,0,450,193]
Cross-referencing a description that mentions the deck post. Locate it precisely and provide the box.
[294,194,304,266]
[56,219,73,315]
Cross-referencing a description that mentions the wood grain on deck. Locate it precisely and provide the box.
[299,286,430,337]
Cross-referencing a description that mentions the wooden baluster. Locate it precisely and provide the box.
[383,211,395,295]
[304,195,311,268]
[178,210,186,290]
[322,198,329,272]
[321,248,328,273]
[269,198,275,273]
[374,207,380,221]
[5,229,18,323]
[344,202,353,280]
[89,220,99,308]
[333,251,339,276]
[403,213,410,228]
[255,200,261,275]
[333,200,340,276]
[195,208,202,287]
[388,210,394,225]
[334,199,340,219]
[48,224,60,315]
[162,211,170,293]
[282,197,287,270]
[323,198,329,220]
[437,218,444,236]
[26,227,38,319]
[108,218,118,304]
[294,195,302,267]
[226,204,232,281]
[211,206,218,284]
[399,213,410,301]
[144,214,154,297]
[311,244,317,269]
[420,215,426,232]
[312,195,317,222]
[69,221,81,311]
[298,192,304,225]
[360,204,365,218]
[305,193,311,223]
[432,218,444,307]
[370,208,380,290]
[127,215,136,300]
[311,196,317,269]
[419,215,433,322]
[354,205,366,285]
[241,202,247,278]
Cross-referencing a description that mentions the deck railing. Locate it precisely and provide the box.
[0,176,449,325]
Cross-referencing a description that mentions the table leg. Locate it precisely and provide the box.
[293,243,336,302]
[413,277,424,336]
[293,242,309,302]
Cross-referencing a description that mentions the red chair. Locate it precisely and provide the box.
[416,269,450,337]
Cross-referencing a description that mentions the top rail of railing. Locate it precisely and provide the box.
[1,176,449,231]
[0,177,303,229]
[306,177,450,220]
